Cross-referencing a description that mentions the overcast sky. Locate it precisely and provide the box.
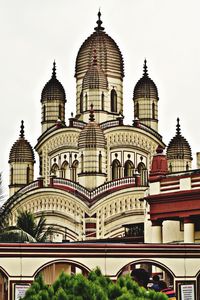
[1,0,200,193]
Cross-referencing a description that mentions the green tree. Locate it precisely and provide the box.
[0,211,52,242]
[21,268,168,300]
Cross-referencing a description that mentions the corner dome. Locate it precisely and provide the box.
[133,60,159,100]
[75,11,124,80]
[41,62,66,102]
[82,52,108,90]
[78,106,106,149]
[167,118,192,160]
[9,121,35,163]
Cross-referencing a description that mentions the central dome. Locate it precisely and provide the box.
[75,12,124,80]
[78,106,106,149]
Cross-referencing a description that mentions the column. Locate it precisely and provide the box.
[184,217,194,243]
[151,220,163,243]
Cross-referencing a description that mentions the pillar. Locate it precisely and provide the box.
[151,220,163,243]
[184,218,194,243]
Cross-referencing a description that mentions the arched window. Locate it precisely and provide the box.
[51,163,59,177]
[61,161,69,179]
[71,160,79,182]
[112,159,121,180]
[27,165,30,184]
[10,167,13,185]
[101,92,104,110]
[99,152,102,173]
[111,88,117,112]
[59,104,62,119]
[152,102,155,119]
[80,92,83,113]
[135,102,139,118]
[43,105,46,122]
[39,156,42,176]
[81,153,84,173]
[137,162,147,186]
[85,93,88,111]
[124,160,134,177]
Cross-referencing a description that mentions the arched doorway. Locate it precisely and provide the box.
[118,260,175,291]
[35,260,90,285]
[124,160,134,177]
[0,269,8,300]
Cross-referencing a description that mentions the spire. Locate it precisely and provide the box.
[94,10,105,32]
[143,59,148,77]
[20,120,25,138]
[89,104,95,121]
[52,60,56,78]
[176,117,181,135]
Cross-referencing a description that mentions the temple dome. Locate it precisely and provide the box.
[41,62,66,102]
[9,121,35,163]
[75,11,124,80]
[133,60,159,100]
[167,118,192,160]
[78,106,106,149]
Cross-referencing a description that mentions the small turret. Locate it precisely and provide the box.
[9,121,35,196]
[133,59,159,131]
[78,105,107,189]
[167,118,192,172]
[41,61,66,133]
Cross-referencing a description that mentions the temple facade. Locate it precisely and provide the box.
[1,11,200,299]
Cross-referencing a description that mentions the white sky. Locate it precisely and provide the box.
[0,0,200,194]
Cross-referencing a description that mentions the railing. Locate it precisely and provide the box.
[100,120,120,130]
[1,176,139,213]
[53,177,136,201]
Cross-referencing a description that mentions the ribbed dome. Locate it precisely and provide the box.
[133,60,159,100]
[9,121,35,163]
[41,62,66,102]
[167,118,192,160]
[78,106,106,148]
[75,12,124,80]
[82,59,108,90]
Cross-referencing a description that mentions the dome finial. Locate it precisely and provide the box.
[143,59,148,77]
[52,60,56,78]
[89,104,95,121]
[94,9,104,32]
[20,120,24,138]
[176,117,181,135]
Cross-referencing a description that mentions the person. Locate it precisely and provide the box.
[151,274,161,291]
[131,268,150,289]
[159,280,176,299]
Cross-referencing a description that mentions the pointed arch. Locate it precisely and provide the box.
[137,162,147,186]
[59,104,62,119]
[71,160,79,182]
[135,102,139,118]
[101,92,105,110]
[43,104,46,122]
[61,161,69,179]
[124,160,134,177]
[112,159,121,180]
[81,153,84,173]
[27,165,30,184]
[51,163,59,177]
[85,93,88,111]
[99,152,102,173]
[111,88,117,112]
[80,91,83,113]
[152,102,155,119]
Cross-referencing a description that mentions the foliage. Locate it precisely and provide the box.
[0,211,52,242]
[21,268,168,300]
